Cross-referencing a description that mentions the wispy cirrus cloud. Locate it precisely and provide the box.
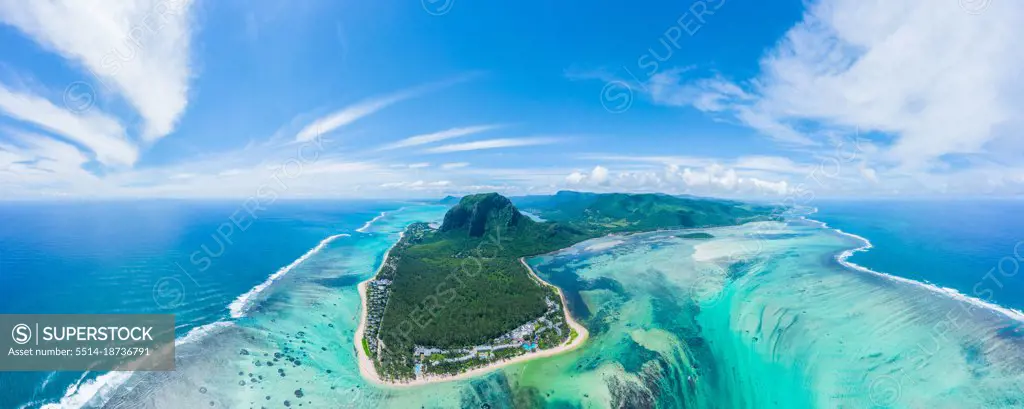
[579,154,717,168]
[0,130,105,198]
[0,130,89,173]
[376,124,502,151]
[423,137,559,154]
[0,0,197,142]
[294,91,417,143]
[633,69,816,146]
[0,83,137,166]
[380,180,452,189]
[294,75,479,143]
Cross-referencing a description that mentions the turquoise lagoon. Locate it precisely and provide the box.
[8,202,1024,408]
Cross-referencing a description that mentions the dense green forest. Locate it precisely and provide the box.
[512,190,779,233]
[378,194,585,345]
[370,191,777,379]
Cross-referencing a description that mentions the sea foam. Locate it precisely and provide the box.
[41,321,235,409]
[804,216,1024,323]
[228,233,349,318]
[356,207,408,233]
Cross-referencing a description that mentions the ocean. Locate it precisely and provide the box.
[0,200,412,408]
[813,199,1024,313]
[0,199,1021,408]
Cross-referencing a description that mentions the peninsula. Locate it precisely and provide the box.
[356,191,777,384]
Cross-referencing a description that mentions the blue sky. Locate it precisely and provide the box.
[0,0,1022,199]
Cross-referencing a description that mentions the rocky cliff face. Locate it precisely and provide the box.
[440,193,529,237]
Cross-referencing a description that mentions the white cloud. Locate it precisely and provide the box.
[0,0,196,141]
[678,164,739,191]
[377,125,501,151]
[424,137,558,153]
[380,180,452,190]
[407,162,430,169]
[294,91,414,143]
[566,171,586,184]
[0,84,137,166]
[588,154,810,176]
[756,0,1023,165]
[860,163,878,183]
[732,156,808,174]
[645,0,1024,168]
[2,131,88,171]
[0,131,103,197]
[441,162,469,170]
[745,177,790,196]
[591,165,609,184]
[643,70,816,146]
[217,169,244,177]
[294,76,476,143]
[301,160,377,175]
[565,163,792,197]
[565,166,610,186]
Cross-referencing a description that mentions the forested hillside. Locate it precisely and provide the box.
[381,194,585,344]
[513,191,778,232]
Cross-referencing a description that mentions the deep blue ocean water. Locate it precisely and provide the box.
[0,200,405,409]
[814,199,1024,312]
[0,198,1021,408]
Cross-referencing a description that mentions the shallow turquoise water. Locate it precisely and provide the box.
[43,207,1024,409]
[521,221,1024,408]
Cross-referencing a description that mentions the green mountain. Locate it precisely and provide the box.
[439,193,528,237]
[433,193,587,255]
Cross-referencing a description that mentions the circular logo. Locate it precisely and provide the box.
[12,323,31,345]
[152,276,186,309]
[600,81,633,114]
[868,375,902,407]
[63,81,96,113]
[959,0,991,15]
[422,0,454,16]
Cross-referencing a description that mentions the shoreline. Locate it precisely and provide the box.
[352,234,589,388]
[353,231,405,385]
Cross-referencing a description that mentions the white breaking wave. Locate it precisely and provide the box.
[42,321,235,409]
[356,210,391,233]
[38,371,56,393]
[41,232,350,408]
[228,233,349,318]
[804,217,1024,323]
[41,229,358,408]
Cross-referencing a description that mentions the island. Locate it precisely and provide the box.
[356,191,777,384]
